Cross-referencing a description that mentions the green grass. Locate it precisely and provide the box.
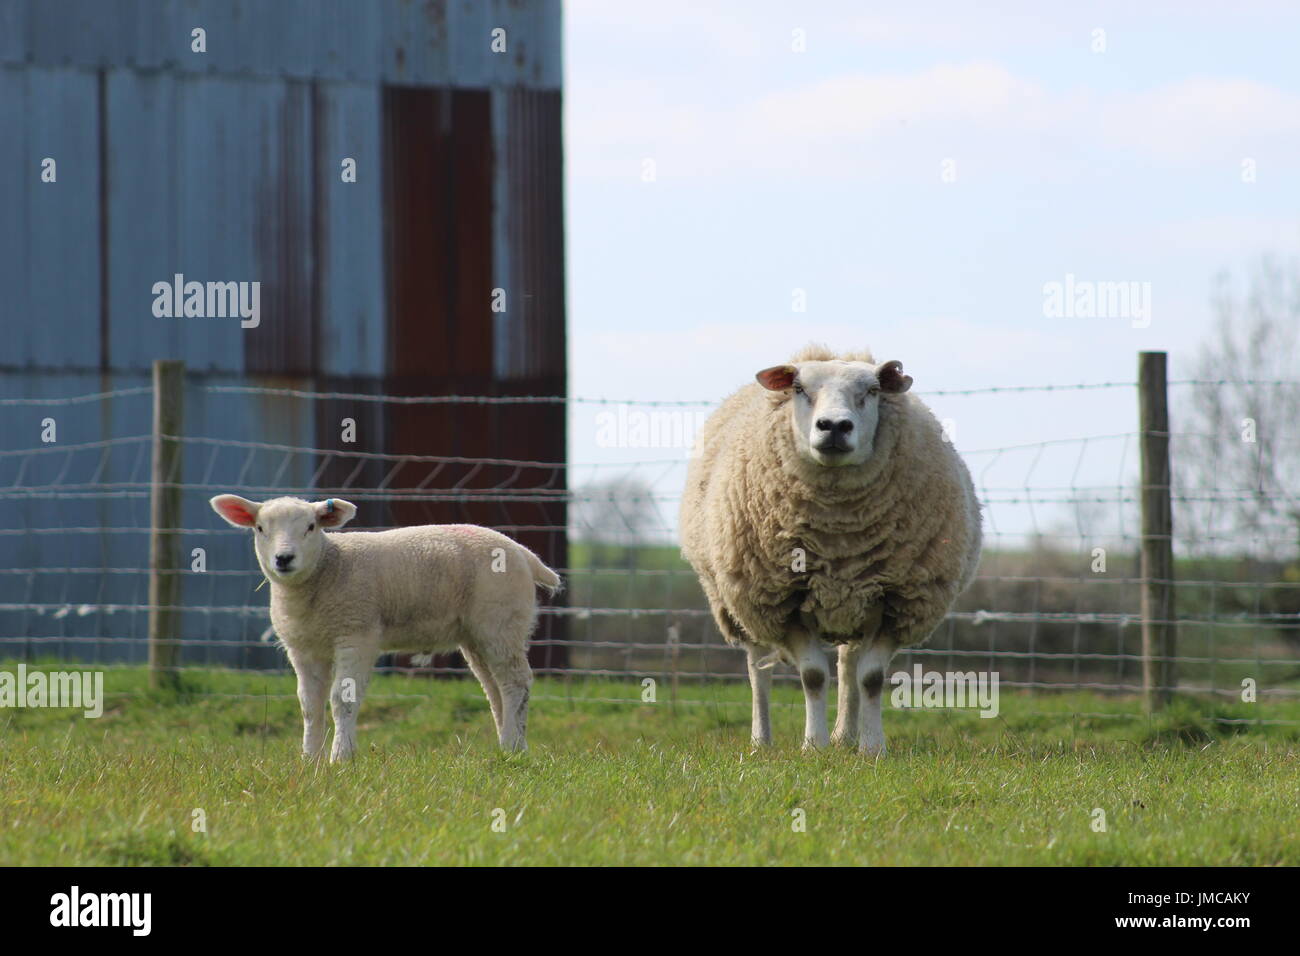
[2,663,1299,865]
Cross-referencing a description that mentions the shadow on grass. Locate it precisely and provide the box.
[94,831,225,866]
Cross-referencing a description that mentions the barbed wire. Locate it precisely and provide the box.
[1,378,1294,411]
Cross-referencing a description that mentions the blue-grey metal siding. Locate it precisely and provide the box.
[0,67,102,369]
[9,0,561,88]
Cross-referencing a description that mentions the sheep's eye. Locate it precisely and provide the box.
[256,525,263,534]
[868,386,881,397]
[793,384,805,395]
[306,523,315,533]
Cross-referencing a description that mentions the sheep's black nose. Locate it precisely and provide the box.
[274,553,294,570]
[816,418,854,434]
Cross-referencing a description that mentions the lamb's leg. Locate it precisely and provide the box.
[745,644,773,746]
[329,642,378,763]
[789,630,830,750]
[461,646,504,738]
[287,646,330,758]
[832,642,860,747]
[856,640,896,756]
[487,651,532,752]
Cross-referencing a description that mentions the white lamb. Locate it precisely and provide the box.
[211,494,561,759]
[680,344,982,755]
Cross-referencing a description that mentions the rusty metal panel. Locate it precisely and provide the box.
[383,85,493,382]
[1,68,102,370]
[498,86,564,381]
[384,85,452,382]
[381,0,561,89]
[316,82,386,378]
[381,0,450,86]
[239,77,315,376]
[444,0,561,89]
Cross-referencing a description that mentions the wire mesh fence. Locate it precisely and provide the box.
[1,362,1298,725]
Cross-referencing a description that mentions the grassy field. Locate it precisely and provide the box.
[2,663,1299,866]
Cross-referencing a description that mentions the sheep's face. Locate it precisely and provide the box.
[755,358,912,468]
[210,494,358,584]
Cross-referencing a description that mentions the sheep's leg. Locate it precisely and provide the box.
[832,643,860,747]
[461,646,504,738]
[329,642,378,763]
[484,651,532,752]
[745,644,773,746]
[856,641,896,756]
[789,630,831,750]
[287,646,331,758]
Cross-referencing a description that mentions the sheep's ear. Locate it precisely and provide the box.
[877,360,913,394]
[755,364,797,391]
[211,494,260,528]
[314,497,357,529]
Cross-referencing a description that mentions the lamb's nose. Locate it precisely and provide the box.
[275,553,294,570]
[816,418,853,434]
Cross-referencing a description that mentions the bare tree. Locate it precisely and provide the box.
[1174,258,1300,558]
[570,475,663,547]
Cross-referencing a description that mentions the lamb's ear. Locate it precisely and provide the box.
[755,364,797,391]
[314,497,357,529]
[211,494,260,528]
[877,360,913,394]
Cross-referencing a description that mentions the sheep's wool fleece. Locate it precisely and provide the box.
[681,346,982,649]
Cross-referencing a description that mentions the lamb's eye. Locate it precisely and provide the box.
[868,386,881,397]
[793,384,805,395]
[306,523,315,533]
[256,525,263,533]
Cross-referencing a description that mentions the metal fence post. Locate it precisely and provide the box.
[149,360,184,690]
[1138,351,1176,710]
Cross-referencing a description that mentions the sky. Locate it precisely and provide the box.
[560,1,1300,545]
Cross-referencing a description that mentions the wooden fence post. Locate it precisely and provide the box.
[1138,351,1176,710]
[149,360,184,690]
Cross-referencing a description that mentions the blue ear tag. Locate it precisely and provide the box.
[325,499,335,514]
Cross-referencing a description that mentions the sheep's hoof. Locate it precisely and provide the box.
[831,732,857,748]
[858,742,886,758]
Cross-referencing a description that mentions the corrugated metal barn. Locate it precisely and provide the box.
[0,0,567,669]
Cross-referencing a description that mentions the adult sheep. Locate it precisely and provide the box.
[680,344,982,755]
[211,494,561,759]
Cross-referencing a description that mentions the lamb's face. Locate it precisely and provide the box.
[210,494,358,584]
[756,358,913,468]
